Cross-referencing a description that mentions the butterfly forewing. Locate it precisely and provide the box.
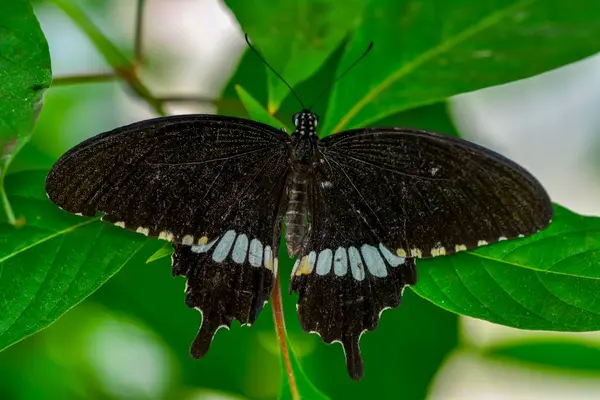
[45,115,289,244]
[316,127,553,258]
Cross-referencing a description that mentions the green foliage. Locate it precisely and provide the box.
[235,85,290,131]
[2,0,600,398]
[485,339,600,373]
[47,0,164,115]
[321,0,600,134]
[0,172,148,353]
[226,0,368,113]
[414,205,600,330]
[279,334,330,400]
[0,0,51,223]
[47,0,129,69]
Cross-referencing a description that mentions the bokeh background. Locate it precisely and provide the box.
[3,0,600,399]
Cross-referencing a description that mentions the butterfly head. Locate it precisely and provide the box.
[292,110,318,137]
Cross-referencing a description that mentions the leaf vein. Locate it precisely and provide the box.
[332,0,536,132]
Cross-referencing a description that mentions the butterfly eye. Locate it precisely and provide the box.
[292,112,301,126]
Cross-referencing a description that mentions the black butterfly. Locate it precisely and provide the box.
[45,107,553,380]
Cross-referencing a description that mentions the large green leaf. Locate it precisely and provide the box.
[322,0,600,134]
[373,101,460,138]
[0,171,147,352]
[413,205,600,331]
[485,339,600,373]
[225,0,368,113]
[235,85,290,131]
[0,0,51,223]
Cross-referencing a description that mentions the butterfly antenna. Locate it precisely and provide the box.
[244,34,306,109]
[308,42,374,111]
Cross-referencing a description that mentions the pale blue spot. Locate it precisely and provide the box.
[308,251,317,272]
[334,247,347,276]
[378,243,405,267]
[348,246,365,281]
[249,238,263,267]
[316,249,333,275]
[361,244,387,277]
[232,234,249,264]
[212,230,236,263]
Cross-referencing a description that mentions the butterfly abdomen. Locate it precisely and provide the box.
[285,170,309,256]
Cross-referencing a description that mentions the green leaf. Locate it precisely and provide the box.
[372,101,460,138]
[225,0,368,113]
[322,0,600,134]
[0,171,147,352]
[235,85,290,131]
[0,0,52,223]
[413,204,600,331]
[485,339,600,373]
[279,334,330,400]
[219,49,268,118]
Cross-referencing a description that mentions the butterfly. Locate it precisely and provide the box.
[45,35,552,381]
[44,106,553,380]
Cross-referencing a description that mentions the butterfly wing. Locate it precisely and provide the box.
[46,114,289,244]
[46,114,290,357]
[291,127,552,380]
[316,127,552,257]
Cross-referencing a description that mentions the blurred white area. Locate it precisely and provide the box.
[35,0,600,398]
[85,312,173,399]
[430,350,600,400]
[462,317,600,349]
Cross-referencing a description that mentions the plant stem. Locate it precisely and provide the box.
[134,0,146,68]
[52,72,117,86]
[0,178,15,225]
[271,272,299,400]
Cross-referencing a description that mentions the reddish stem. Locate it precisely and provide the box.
[271,272,299,400]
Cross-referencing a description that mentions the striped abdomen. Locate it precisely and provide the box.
[285,171,309,256]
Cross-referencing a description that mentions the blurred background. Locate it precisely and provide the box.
[2,0,600,399]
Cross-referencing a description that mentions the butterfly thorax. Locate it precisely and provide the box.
[285,111,319,256]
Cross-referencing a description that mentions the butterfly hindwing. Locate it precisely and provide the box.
[170,154,287,358]
[45,115,289,246]
[172,231,279,358]
[291,247,416,380]
[316,127,553,257]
